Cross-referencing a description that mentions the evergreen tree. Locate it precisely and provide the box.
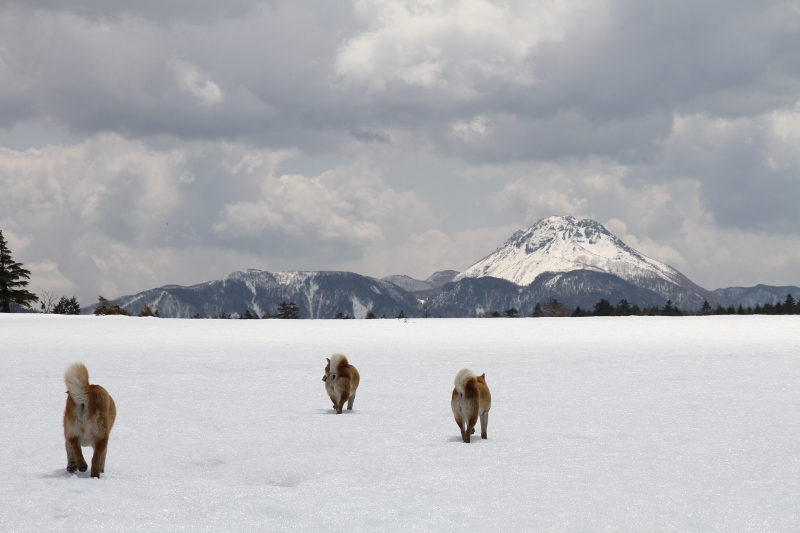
[726,305,735,315]
[0,230,39,312]
[533,302,544,317]
[701,300,712,314]
[631,304,642,316]
[615,299,632,316]
[396,310,407,319]
[785,294,796,314]
[366,311,377,319]
[737,304,744,315]
[335,311,351,319]
[754,304,762,314]
[593,298,614,317]
[240,309,258,319]
[504,308,519,318]
[53,295,81,315]
[139,303,157,317]
[276,301,300,319]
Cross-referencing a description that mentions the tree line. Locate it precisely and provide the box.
[520,295,800,317]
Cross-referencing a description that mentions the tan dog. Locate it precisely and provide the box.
[63,363,116,478]
[451,368,491,443]
[322,354,360,414]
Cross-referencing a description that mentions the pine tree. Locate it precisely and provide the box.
[737,304,744,315]
[616,299,632,316]
[701,300,712,314]
[785,294,796,315]
[593,299,614,317]
[504,308,519,318]
[0,230,39,312]
[53,296,81,315]
[276,301,300,319]
[754,304,762,314]
[396,310,407,319]
[366,311,377,319]
[533,302,543,317]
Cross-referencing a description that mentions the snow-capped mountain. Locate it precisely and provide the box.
[82,270,422,319]
[454,215,722,309]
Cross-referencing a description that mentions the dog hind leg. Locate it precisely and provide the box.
[91,437,108,478]
[347,391,356,410]
[465,414,478,443]
[68,437,87,472]
[453,413,466,442]
[336,392,349,414]
[99,447,108,473]
[479,411,489,439]
[65,440,78,473]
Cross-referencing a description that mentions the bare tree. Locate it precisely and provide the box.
[39,291,58,313]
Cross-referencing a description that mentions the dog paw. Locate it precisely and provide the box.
[78,463,88,473]
[67,464,77,473]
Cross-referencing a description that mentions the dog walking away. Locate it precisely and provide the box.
[322,354,360,414]
[63,363,116,478]
[451,368,491,443]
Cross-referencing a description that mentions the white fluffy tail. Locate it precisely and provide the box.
[454,368,476,395]
[64,363,90,407]
[329,353,347,374]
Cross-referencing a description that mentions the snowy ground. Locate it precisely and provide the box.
[1,314,798,532]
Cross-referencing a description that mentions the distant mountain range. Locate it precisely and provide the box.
[83,216,798,318]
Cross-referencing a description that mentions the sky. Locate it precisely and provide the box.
[1,0,799,305]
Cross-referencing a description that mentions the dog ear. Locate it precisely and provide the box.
[326,358,330,363]
[480,373,485,378]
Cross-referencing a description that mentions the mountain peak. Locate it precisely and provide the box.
[454,215,684,288]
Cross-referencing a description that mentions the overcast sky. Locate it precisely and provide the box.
[2,0,799,305]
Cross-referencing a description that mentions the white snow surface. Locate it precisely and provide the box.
[455,215,685,287]
[1,314,799,532]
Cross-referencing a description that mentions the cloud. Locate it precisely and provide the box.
[0,135,440,302]
[334,0,572,92]
[212,161,438,258]
[169,56,224,105]
[1,0,800,300]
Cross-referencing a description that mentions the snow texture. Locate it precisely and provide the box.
[1,314,799,532]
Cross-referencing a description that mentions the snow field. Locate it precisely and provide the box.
[0,314,798,531]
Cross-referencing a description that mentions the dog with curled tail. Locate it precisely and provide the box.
[63,363,116,478]
[451,368,491,443]
[322,354,360,414]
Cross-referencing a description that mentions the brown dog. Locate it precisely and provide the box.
[451,368,491,443]
[322,354,360,414]
[63,363,116,478]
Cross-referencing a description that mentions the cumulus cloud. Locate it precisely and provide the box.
[1,0,800,301]
[0,135,440,302]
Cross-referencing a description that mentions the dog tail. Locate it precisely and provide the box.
[454,368,476,395]
[64,363,90,407]
[329,353,348,373]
